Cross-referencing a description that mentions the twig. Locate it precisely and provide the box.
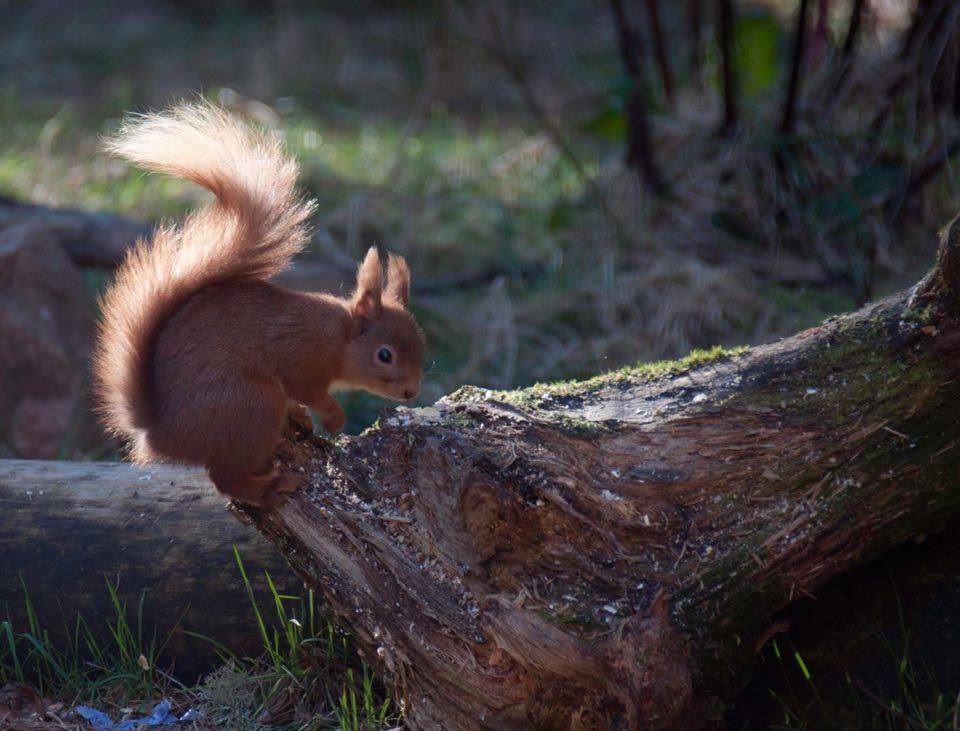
[479,9,587,182]
[472,7,629,221]
[717,0,738,133]
[688,0,703,82]
[852,678,925,729]
[824,0,864,109]
[780,0,810,135]
[892,136,960,219]
[882,425,910,440]
[870,0,953,134]
[382,3,451,188]
[609,0,668,193]
[841,0,864,58]
[644,0,674,105]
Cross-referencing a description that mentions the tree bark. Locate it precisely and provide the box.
[231,215,960,728]
[0,460,295,680]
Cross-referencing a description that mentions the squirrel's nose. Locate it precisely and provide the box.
[403,388,417,400]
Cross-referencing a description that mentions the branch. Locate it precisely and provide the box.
[824,0,864,109]
[688,0,704,82]
[644,0,674,105]
[0,196,149,268]
[609,0,668,193]
[717,0,738,133]
[781,0,811,135]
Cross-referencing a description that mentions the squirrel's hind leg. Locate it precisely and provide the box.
[189,379,299,506]
[208,465,302,507]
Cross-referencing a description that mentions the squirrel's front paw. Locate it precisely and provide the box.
[263,473,302,507]
[321,405,346,434]
[287,402,315,432]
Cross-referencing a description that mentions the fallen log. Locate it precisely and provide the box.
[0,196,149,268]
[236,219,960,728]
[0,460,295,679]
[0,197,540,296]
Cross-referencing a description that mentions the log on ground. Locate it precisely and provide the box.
[0,460,296,679]
[238,217,960,728]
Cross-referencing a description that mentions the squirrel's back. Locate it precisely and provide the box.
[93,102,315,460]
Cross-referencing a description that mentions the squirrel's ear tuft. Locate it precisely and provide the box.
[352,247,383,319]
[385,253,411,307]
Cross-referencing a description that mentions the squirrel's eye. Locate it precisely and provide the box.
[377,348,393,364]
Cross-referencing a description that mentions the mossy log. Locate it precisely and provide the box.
[241,221,957,728]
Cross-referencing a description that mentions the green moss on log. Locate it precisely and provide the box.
[446,346,750,411]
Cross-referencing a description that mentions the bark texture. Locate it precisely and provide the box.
[237,218,960,729]
[0,460,295,679]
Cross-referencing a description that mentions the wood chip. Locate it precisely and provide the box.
[882,425,910,440]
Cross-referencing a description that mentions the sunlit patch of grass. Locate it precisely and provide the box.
[0,96,588,292]
[286,113,586,204]
[0,93,196,219]
[192,548,400,729]
[282,109,591,285]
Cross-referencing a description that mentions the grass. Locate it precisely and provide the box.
[762,638,960,730]
[0,576,168,707]
[4,555,955,730]
[0,551,399,730]
[752,594,960,730]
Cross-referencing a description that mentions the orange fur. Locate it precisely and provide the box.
[93,102,424,506]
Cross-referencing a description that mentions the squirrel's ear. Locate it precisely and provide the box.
[352,247,383,320]
[385,253,410,307]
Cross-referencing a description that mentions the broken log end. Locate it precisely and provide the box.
[913,210,960,310]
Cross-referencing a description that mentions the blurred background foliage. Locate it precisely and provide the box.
[1,0,958,435]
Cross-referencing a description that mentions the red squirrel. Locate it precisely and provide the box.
[93,102,425,507]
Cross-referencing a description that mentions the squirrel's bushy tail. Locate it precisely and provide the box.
[93,102,314,459]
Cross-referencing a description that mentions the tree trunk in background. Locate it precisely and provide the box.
[717,0,738,132]
[236,220,960,727]
[780,0,810,135]
[0,460,296,680]
[827,0,863,105]
[688,0,703,82]
[643,0,673,106]
[609,0,666,194]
